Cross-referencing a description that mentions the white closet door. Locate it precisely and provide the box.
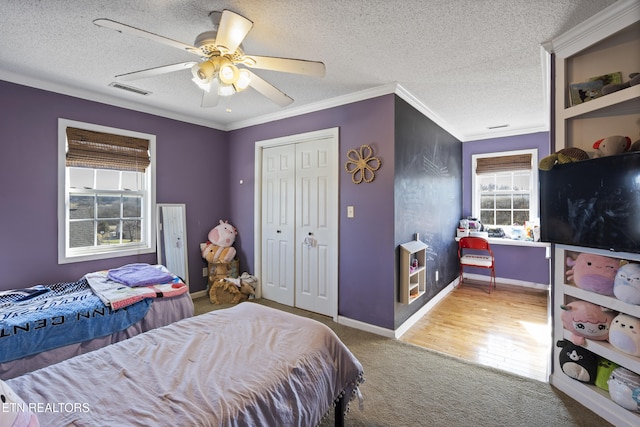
[261,144,295,306]
[295,139,338,316]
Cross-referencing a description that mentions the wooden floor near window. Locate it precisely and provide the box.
[399,279,551,382]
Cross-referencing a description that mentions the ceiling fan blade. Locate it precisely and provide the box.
[247,71,293,107]
[215,10,253,54]
[201,81,220,107]
[93,18,202,56]
[116,62,197,81]
[244,56,326,77]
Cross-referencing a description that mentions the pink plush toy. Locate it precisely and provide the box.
[201,220,237,263]
[566,253,620,296]
[560,300,616,346]
[592,135,631,158]
[0,379,39,427]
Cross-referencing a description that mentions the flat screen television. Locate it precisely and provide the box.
[540,152,640,254]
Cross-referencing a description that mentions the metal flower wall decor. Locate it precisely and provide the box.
[344,144,381,184]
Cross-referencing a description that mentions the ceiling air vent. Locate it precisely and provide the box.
[109,82,151,96]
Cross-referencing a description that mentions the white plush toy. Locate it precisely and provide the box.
[608,367,640,412]
[614,263,640,305]
[609,313,640,357]
[0,380,39,427]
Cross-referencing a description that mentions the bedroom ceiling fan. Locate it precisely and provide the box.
[93,10,325,108]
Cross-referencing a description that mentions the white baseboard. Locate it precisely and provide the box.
[337,315,396,338]
[190,290,207,299]
[394,278,458,339]
[462,273,549,290]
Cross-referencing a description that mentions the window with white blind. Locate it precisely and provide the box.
[471,149,538,231]
[58,119,156,264]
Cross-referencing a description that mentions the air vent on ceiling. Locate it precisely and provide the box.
[486,124,509,130]
[108,82,151,96]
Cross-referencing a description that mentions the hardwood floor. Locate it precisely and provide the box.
[399,279,551,382]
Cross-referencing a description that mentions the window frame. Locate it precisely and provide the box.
[471,149,538,232]
[58,118,156,264]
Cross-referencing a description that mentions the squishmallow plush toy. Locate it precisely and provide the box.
[556,339,598,384]
[560,300,616,346]
[608,367,640,412]
[201,220,237,264]
[609,313,640,357]
[595,357,619,391]
[0,379,39,427]
[566,253,620,296]
[614,263,640,305]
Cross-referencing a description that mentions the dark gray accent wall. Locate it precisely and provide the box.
[393,97,462,328]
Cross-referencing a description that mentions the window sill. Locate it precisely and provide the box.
[455,236,550,248]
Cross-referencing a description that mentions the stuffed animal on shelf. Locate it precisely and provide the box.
[538,147,589,171]
[201,220,237,264]
[566,252,620,296]
[609,313,640,357]
[560,300,616,346]
[0,379,39,427]
[556,339,598,384]
[614,263,640,305]
[595,357,619,391]
[608,366,640,413]
[602,72,640,95]
[592,135,631,158]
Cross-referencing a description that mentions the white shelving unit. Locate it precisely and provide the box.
[399,240,427,304]
[548,2,640,425]
[552,246,640,427]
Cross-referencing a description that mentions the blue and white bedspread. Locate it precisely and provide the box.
[0,279,151,364]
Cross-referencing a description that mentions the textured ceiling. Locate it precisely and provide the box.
[0,0,617,141]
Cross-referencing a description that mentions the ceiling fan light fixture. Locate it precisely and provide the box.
[217,82,236,97]
[219,62,239,85]
[234,69,251,92]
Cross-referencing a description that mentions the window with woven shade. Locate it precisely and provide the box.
[472,150,538,231]
[58,119,156,264]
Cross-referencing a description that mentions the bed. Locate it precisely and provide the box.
[5,302,364,427]
[0,264,194,380]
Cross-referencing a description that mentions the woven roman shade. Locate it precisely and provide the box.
[66,127,150,172]
[475,153,532,174]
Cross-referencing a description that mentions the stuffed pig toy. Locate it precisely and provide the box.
[201,220,237,263]
[0,380,39,427]
[609,313,640,357]
[614,263,640,305]
[566,253,620,296]
[560,300,616,346]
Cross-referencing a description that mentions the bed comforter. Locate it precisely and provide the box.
[0,279,152,364]
[7,303,364,427]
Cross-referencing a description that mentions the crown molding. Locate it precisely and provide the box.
[550,0,640,58]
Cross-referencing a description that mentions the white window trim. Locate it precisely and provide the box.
[57,118,156,264]
[471,148,539,229]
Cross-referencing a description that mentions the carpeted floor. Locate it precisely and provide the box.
[193,296,613,427]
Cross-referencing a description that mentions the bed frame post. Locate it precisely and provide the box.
[335,395,345,427]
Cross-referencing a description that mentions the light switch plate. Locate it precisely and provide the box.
[347,205,354,218]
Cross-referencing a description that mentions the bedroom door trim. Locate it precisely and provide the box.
[254,127,339,322]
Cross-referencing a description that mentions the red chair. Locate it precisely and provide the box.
[458,236,496,293]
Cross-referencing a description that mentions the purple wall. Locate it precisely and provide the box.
[0,80,228,293]
[462,132,551,285]
[228,96,396,329]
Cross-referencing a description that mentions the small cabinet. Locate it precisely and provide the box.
[399,240,427,304]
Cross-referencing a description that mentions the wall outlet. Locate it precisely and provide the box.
[435,270,439,282]
[202,267,208,277]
